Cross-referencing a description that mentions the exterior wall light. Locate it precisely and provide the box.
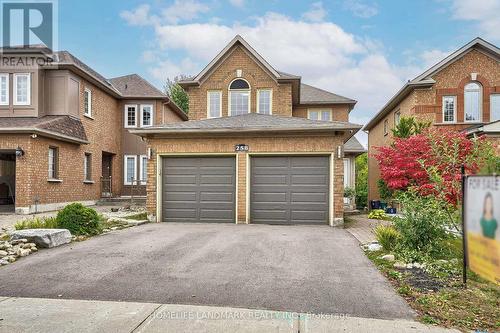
[15,146,25,158]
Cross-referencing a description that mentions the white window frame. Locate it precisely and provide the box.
[140,104,154,127]
[124,155,137,185]
[207,90,222,118]
[83,88,92,117]
[464,82,482,123]
[124,104,137,128]
[228,78,251,116]
[139,155,147,185]
[307,109,332,121]
[383,119,388,136]
[0,74,9,106]
[13,73,31,106]
[490,94,500,122]
[442,95,457,123]
[257,89,272,115]
[84,153,92,181]
[394,110,401,125]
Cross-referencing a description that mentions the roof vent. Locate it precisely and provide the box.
[125,84,128,90]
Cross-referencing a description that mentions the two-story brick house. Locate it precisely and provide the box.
[131,35,363,225]
[363,38,500,203]
[0,46,186,214]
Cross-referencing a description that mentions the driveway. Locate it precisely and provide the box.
[0,223,413,319]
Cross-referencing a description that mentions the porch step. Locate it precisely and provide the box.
[96,197,146,206]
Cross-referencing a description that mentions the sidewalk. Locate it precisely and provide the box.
[0,297,459,333]
[344,214,390,244]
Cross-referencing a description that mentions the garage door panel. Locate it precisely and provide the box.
[251,156,329,225]
[162,157,236,223]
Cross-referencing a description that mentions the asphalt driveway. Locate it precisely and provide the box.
[0,223,413,319]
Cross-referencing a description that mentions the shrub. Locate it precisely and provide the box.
[393,191,454,259]
[344,187,356,199]
[368,209,387,220]
[14,216,59,230]
[375,224,400,252]
[355,153,368,209]
[56,203,101,236]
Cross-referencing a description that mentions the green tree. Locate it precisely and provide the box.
[164,75,189,114]
[391,116,431,138]
[354,153,368,209]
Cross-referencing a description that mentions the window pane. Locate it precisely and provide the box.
[258,90,271,114]
[230,91,249,116]
[491,95,500,122]
[209,92,221,118]
[48,148,56,178]
[84,154,91,180]
[141,157,147,183]
[127,106,136,126]
[84,90,90,115]
[142,106,152,126]
[309,111,319,120]
[321,111,331,121]
[0,76,7,104]
[126,157,135,183]
[443,96,455,122]
[16,75,28,103]
[464,82,481,122]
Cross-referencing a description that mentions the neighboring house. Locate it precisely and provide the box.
[0,46,186,214]
[131,35,362,225]
[363,38,500,204]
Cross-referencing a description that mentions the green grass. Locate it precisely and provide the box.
[366,250,500,332]
[123,212,148,221]
[14,216,59,230]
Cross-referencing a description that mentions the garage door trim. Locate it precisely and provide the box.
[157,153,238,223]
[246,152,334,225]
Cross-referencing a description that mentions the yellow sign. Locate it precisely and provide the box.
[464,176,500,285]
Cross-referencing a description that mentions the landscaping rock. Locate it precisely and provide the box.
[381,254,395,262]
[10,229,71,249]
[0,241,12,250]
[16,248,30,257]
[0,259,8,265]
[10,239,28,245]
[366,243,382,252]
[393,262,406,269]
[0,250,7,257]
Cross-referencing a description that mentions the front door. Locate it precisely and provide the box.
[102,153,112,197]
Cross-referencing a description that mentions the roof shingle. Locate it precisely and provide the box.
[108,74,167,98]
[300,83,356,105]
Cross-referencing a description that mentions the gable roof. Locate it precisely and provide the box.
[344,136,366,153]
[300,83,356,105]
[109,74,166,98]
[130,112,362,136]
[364,37,500,131]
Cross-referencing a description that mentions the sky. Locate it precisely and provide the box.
[55,0,500,146]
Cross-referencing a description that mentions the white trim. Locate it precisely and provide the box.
[84,87,92,117]
[464,82,482,123]
[442,95,457,123]
[307,108,332,121]
[207,90,222,118]
[0,74,9,105]
[139,155,147,185]
[140,104,154,127]
[256,89,273,115]
[124,104,138,128]
[228,78,251,116]
[13,73,31,106]
[124,155,137,185]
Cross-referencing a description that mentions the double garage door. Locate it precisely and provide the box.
[161,156,330,224]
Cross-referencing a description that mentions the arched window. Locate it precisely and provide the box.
[229,79,250,116]
[464,82,482,122]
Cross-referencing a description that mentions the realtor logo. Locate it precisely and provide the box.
[0,0,57,51]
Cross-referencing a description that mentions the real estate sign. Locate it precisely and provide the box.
[464,176,500,284]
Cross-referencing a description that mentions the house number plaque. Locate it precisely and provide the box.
[235,144,249,152]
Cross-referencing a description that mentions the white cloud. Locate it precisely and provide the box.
[420,49,451,68]
[120,4,156,26]
[162,0,210,24]
[302,2,327,22]
[229,0,245,8]
[450,0,500,40]
[343,0,378,18]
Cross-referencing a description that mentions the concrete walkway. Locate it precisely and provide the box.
[344,214,390,244]
[0,297,459,333]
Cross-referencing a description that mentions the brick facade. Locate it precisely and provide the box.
[368,48,500,203]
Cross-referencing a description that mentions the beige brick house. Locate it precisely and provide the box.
[0,46,186,214]
[363,38,500,204]
[131,35,363,225]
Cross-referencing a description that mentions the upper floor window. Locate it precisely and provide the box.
[490,94,500,122]
[394,110,401,125]
[464,82,482,122]
[84,88,92,117]
[125,104,137,128]
[207,91,222,118]
[257,89,272,115]
[442,96,456,123]
[0,74,9,105]
[383,119,388,136]
[14,73,30,105]
[308,109,332,121]
[140,104,153,127]
[229,79,250,116]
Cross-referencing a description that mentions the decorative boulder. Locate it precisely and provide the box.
[10,229,71,249]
